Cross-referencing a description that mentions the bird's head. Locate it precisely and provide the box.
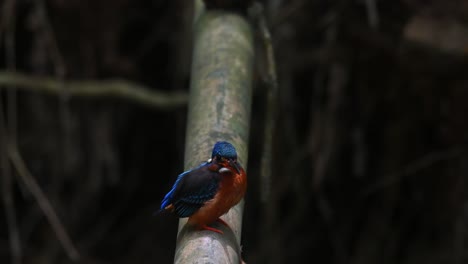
[211,141,241,173]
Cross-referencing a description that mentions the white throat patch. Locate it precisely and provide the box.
[219,167,231,173]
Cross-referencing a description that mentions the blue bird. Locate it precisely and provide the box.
[160,141,247,234]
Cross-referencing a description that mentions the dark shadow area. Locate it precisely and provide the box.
[1,0,468,263]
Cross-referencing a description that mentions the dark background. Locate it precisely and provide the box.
[1,0,468,263]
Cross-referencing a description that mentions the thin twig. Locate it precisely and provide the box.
[1,1,22,263]
[0,71,188,109]
[7,143,80,261]
[0,109,22,264]
[252,2,279,203]
[364,0,379,29]
[362,148,464,197]
[309,20,347,190]
[3,2,18,137]
[3,0,17,142]
[37,0,67,79]
[0,88,22,264]
[36,0,73,181]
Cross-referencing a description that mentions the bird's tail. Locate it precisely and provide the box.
[153,204,174,216]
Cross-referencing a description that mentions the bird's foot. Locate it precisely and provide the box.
[201,224,223,234]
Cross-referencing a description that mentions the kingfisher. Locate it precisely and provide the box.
[160,141,247,234]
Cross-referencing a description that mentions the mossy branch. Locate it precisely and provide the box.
[174,1,254,263]
[0,71,188,109]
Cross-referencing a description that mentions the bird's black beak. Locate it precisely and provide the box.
[229,159,241,174]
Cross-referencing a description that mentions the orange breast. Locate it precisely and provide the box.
[187,168,247,228]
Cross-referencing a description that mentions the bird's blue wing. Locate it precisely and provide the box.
[160,170,189,210]
[161,162,221,217]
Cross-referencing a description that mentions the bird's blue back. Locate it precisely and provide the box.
[161,162,221,217]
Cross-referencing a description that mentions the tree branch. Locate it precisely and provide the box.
[7,143,80,261]
[361,148,464,197]
[0,71,188,109]
[174,0,254,263]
